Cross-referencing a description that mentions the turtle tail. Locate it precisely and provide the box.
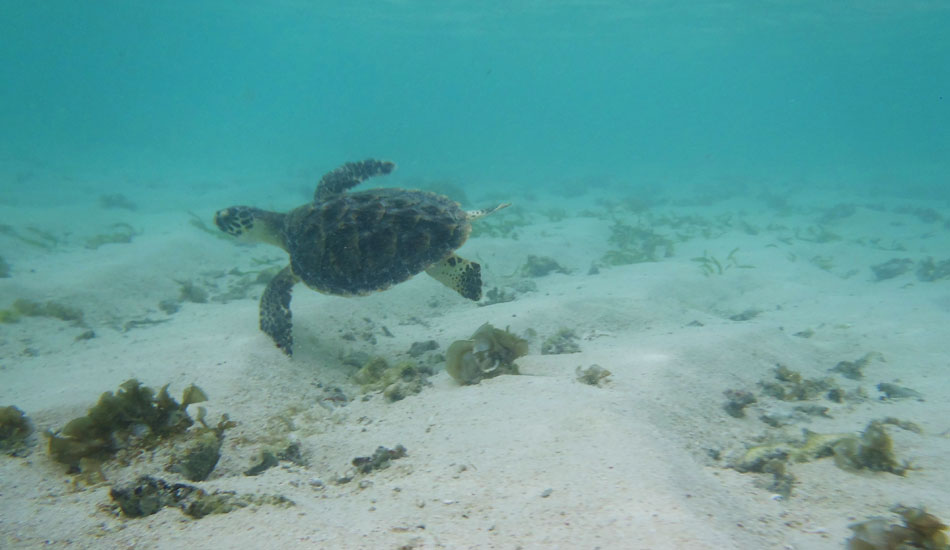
[466,202,511,220]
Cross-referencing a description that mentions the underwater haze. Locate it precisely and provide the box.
[2,0,948,202]
[3,2,950,549]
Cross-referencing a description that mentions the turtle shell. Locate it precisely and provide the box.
[285,188,470,296]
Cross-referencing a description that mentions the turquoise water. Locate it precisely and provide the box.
[2,1,947,202]
[3,3,950,547]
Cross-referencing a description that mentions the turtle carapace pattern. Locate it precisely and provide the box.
[214,159,509,356]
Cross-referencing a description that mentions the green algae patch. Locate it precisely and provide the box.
[47,379,208,471]
[445,323,528,385]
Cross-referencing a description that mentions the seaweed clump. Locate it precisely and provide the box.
[732,430,846,474]
[692,248,754,277]
[177,279,210,304]
[84,222,140,249]
[352,357,432,402]
[0,224,61,249]
[722,389,757,418]
[98,193,137,210]
[541,328,581,355]
[168,430,222,482]
[166,415,235,482]
[871,258,914,281]
[847,505,948,550]
[110,475,293,519]
[600,221,673,266]
[408,340,439,357]
[576,365,611,387]
[833,420,908,475]
[730,429,847,497]
[729,308,761,321]
[877,382,923,401]
[244,441,304,477]
[917,257,950,282]
[479,286,517,306]
[832,352,883,380]
[520,255,570,277]
[0,298,85,325]
[0,405,34,455]
[468,207,528,240]
[758,365,838,401]
[894,205,943,223]
[352,445,408,474]
[732,418,921,498]
[818,203,856,224]
[47,379,208,472]
[445,323,529,385]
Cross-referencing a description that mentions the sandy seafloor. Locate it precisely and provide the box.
[1,167,950,549]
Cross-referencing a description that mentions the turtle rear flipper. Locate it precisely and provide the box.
[425,254,482,301]
[260,265,298,355]
[314,159,395,202]
[466,202,510,220]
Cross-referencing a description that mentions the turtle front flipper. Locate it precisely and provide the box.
[314,159,396,202]
[425,254,482,301]
[260,265,299,355]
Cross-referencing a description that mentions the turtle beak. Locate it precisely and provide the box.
[212,209,226,230]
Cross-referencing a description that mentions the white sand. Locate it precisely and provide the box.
[2,185,949,549]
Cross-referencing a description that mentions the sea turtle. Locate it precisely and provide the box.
[214,159,509,356]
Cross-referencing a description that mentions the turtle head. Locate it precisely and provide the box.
[214,206,288,250]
